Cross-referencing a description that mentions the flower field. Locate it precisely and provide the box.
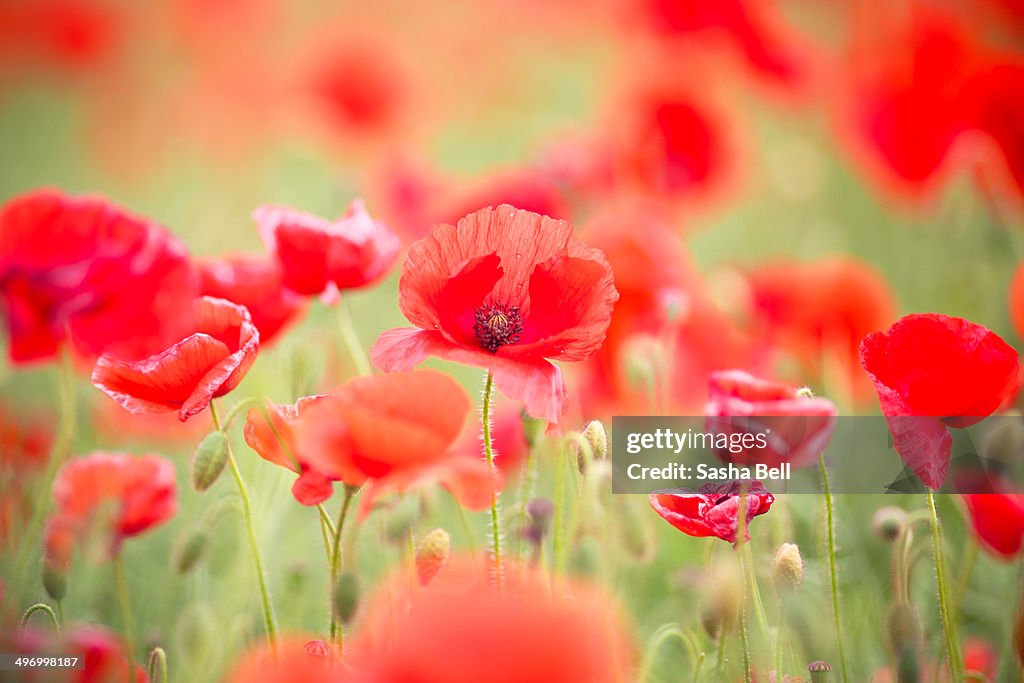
[1,1,1024,682]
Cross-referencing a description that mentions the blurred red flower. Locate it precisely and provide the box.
[963,491,1024,559]
[454,399,530,481]
[741,257,896,402]
[243,395,339,506]
[372,205,618,423]
[649,480,774,544]
[860,313,1020,489]
[295,370,495,513]
[705,370,836,469]
[0,0,121,78]
[965,60,1024,205]
[255,199,400,299]
[7,625,145,683]
[198,255,306,347]
[225,636,342,683]
[352,556,634,683]
[44,452,176,568]
[0,189,197,365]
[1011,260,1024,341]
[92,296,259,422]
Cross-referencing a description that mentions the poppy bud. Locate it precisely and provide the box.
[385,497,421,542]
[333,572,359,625]
[886,601,922,660]
[872,506,907,543]
[520,409,545,449]
[415,528,451,586]
[807,660,831,683]
[172,527,209,575]
[583,420,608,460]
[41,559,68,602]
[772,542,804,591]
[191,431,229,492]
[796,386,816,399]
[613,496,656,564]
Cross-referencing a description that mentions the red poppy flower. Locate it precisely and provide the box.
[243,395,339,506]
[0,189,197,365]
[198,254,305,347]
[225,636,344,683]
[637,0,812,87]
[372,205,618,423]
[741,257,896,402]
[835,5,983,200]
[963,492,1024,559]
[255,199,400,299]
[455,399,529,480]
[705,370,836,469]
[649,480,774,544]
[859,313,1020,489]
[44,452,176,568]
[0,0,121,75]
[92,296,259,422]
[352,556,634,683]
[1011,261,1024,342]
[7,625,145,683]
[295,370,495,513]
[964,61,1024,203]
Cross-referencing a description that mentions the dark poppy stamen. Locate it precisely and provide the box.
[474,303,523,353]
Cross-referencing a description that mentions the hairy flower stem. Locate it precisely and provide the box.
[819,452,850,683]
[19,603,60,633]
[147,647,168,683]
[927,491,963,682]
[329,486,356,649]
[481,372,504,584]
[736,494,753,683]
[336,299,371,376]
[715,630,729,681]
[113,554,136,669]
[210,401,277,648]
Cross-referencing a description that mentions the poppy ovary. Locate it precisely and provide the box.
[473,303,523,353]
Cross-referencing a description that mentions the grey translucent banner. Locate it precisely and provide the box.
[611,415,1024,494]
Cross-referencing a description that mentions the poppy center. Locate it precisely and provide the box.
[473,303,523,353]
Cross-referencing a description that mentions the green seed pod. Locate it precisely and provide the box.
[807,660,831,683]
[42,560,68,602]
[191,431,229,492]
[415,528,451,586]
[172,527,209,574]
[333,572,359,625]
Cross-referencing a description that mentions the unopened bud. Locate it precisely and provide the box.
[332,572,359,625]
[772,542,804,591]
[172,528,209,574]
[796,387,816,399]
[886,601,922,658]
[41,560,68,602]
[191,432,229,492]
[701,558,743,640]
[807,660,832,683]
[614,497,655,564]
[415,528,451,586]
[872,507,907,543]
[583,421,608,460]
[520,409,546,449]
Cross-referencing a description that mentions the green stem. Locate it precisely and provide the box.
[147,647,168,683]
[336,299,371,376]
[219,397,260,432]
[742,543,769,636]
[329,486,356,648]
[952,536,979,612]
[552,440,569,573]
[55,600,65,626]
[739,602,752,683]
[715,629,729,680]
[210,401,277,647]
[113,554,136,668]
[19,603,60,633]
[819,452,850,683]
[317,504,335,564]
[481,372,503,583]
[774,595,785,683]
[637,624,700,682]
[927,490,963,682]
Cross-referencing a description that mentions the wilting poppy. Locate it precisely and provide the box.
[860,313,1020,489]
[372,205,618,423]
[243,395,339,506]
[225,636,342,683]
[255,199,400,299]
[705,370,836,469]
[295,370,495,513]
[649,479,774,544]
[44,452,176,568]
[741,256,896,402]
[6,625,145,683]
[92,296,259,422]
[352,556,634,683]
[963,491,1024,559]
[198,255,305,347]
[0,189,197,365]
